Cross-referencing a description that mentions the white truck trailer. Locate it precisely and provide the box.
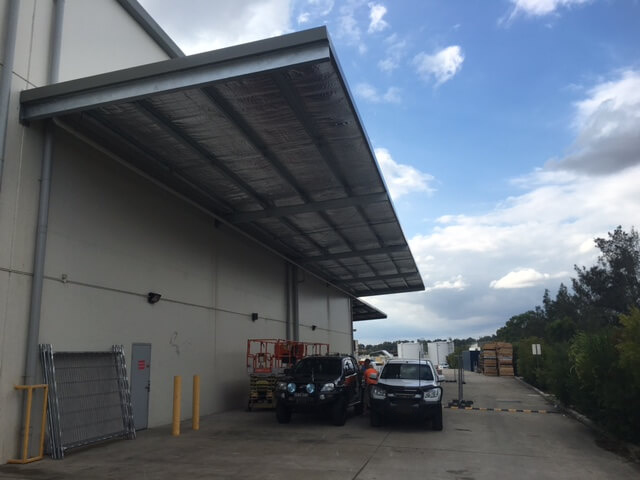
[427,341,454,367]
[397,341,424,359]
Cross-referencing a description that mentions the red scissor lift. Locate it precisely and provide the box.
[246,339,329,410]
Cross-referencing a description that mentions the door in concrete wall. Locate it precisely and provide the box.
[131,343,151,430]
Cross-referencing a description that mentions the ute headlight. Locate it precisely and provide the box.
[370,385,387,400]
[306,383,316,394]
[277,382,287,391]
[321,382,335,392]
[423,388,441,402]
[287,383,296,394]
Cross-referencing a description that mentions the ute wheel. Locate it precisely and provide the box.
[432,406,443,431]
[370,409,383,427]
[331,398,348,426]
[276,402,291,424]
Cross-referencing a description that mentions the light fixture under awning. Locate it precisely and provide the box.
[20,27,424,298]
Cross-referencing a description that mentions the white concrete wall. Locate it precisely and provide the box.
[58,0,170,82]
[39,127,290,426]
[0,0,355,462]
[39,127,353,426]
[0,0,173,459]
[297,274,352,354]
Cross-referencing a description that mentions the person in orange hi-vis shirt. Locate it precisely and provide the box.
[363,359,378,411]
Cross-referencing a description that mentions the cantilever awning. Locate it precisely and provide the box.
[352,298,387,321]
[20,27,424,298]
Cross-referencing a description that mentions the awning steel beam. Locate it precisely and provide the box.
[337,272,419,284]
[299,244,408,263]
[271,71,388,248]
[356,285,425,297]
[227,193,388,223]
[131,100,360,277]
[19,26,425,297]
[21,32,330,123]
[200,84,372,278]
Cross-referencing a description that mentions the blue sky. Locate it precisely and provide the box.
[140,0,640,344]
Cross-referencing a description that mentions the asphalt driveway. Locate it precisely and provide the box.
[1,370,637,479]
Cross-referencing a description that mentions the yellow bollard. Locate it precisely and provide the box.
[192,375,200,431]
[172,376,181,436]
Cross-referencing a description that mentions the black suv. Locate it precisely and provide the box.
[275,354,363,426]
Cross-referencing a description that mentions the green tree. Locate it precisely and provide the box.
[496,309,545,343]
[573,226,640,327]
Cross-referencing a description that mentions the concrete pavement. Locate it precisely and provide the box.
[1,370,637,479]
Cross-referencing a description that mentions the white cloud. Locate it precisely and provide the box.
[374,158,640,342]
[511,0,590,16]
[382,87,401,103]
[378,58,396,72]
[367,3,389,33]
[308,0,335,16]
[489,268,566,289]
[297,12,310,23]
[413,46,464,86]
[139,0,293,54]
[503,0,591,23]
[546,70,640,175]
[336,0,368,54]
[296,0,334,24]
[354,83,401,103]
[378,34,407,73]
[426,275,468,292]
[374,147,435,199]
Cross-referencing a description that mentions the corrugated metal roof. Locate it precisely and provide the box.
[20,27,424,298]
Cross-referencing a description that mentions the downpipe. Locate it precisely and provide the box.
[0,0,20,189]
[23,0,65,410]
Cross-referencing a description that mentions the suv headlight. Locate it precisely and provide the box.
[287,383,296,394]
[423,388,441,402]
[370,385,386,400]
[276,381,287,391]
[321,382,335,392]
[306,383,316,394]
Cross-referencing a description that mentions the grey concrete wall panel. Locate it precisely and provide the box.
[115,0,184,59]
[20,27,424,298]
[58,0,170,82]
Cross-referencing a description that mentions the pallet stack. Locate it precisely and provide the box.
[482,343,498,376]
[497,342,514,376]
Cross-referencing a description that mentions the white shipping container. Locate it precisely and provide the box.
[397,342,424,359]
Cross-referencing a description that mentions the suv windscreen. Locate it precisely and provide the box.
[381,363,434,381]
[293,357,342,377]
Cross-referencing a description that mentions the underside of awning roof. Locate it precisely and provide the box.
[20,27,424,298]
[352,298,387,321]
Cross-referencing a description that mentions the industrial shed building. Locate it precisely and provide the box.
[0,0,423,461]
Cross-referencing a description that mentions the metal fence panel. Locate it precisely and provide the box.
[40,345,135,459]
